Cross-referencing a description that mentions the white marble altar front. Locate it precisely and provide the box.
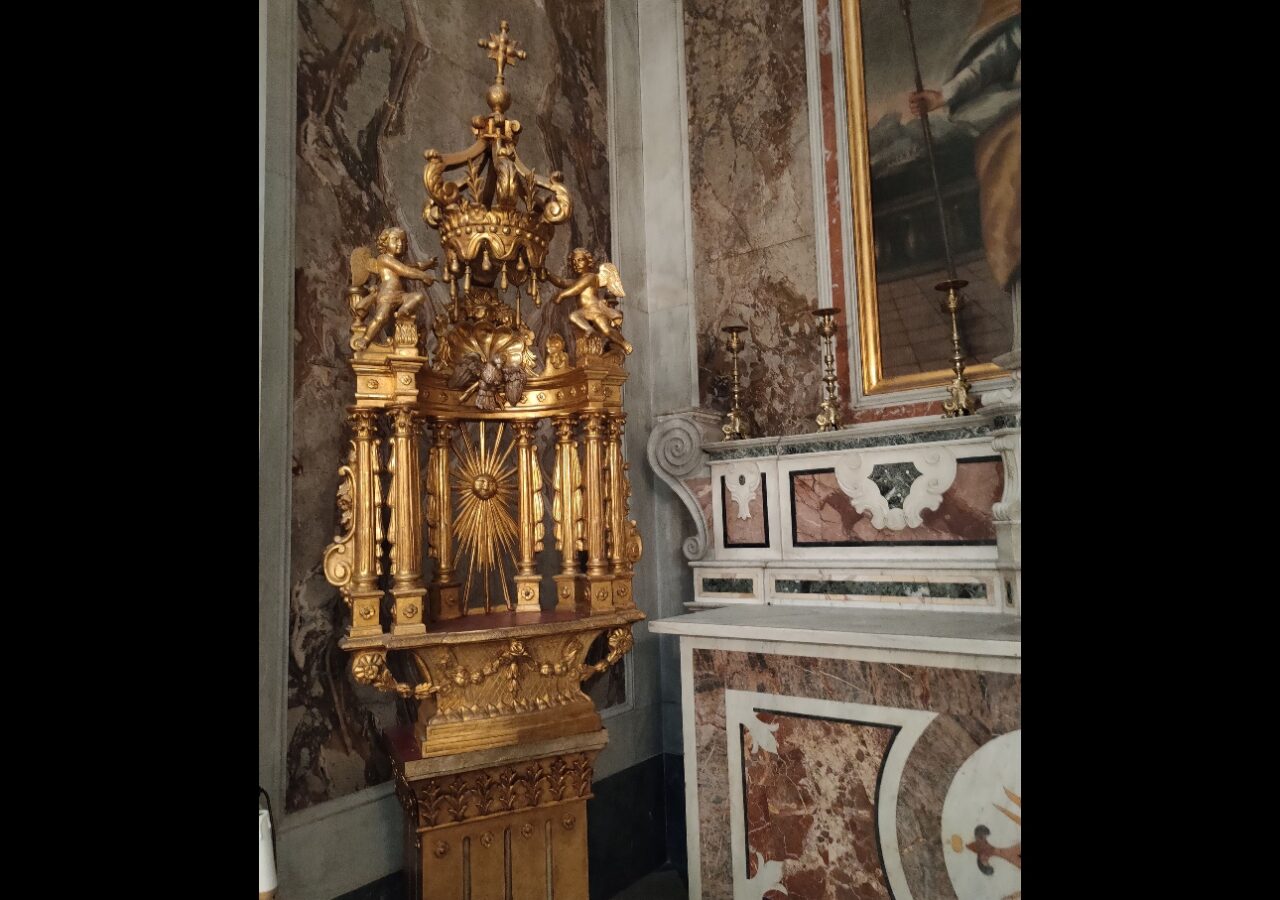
[650,605,1021,900]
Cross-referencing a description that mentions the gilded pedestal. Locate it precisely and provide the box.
[391,729,609,900]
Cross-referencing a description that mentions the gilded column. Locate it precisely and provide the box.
[388,406,427,635]
[428,418,463,620]
[552,415,583,611]
[345,409,385,637]
[605,413,635,609]
[581,413,611,612]
[605,414,625,572]
[514,421,540,612]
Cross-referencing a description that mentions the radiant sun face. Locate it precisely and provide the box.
[472,473,498,500]
[451,422,519,613]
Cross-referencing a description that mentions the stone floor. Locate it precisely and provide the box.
[607,866,686,900]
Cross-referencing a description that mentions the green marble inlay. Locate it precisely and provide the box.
[868,461,922,509]
[774,579,988,599]
[705,424,994,460]
[704,443,780,460]
[702,577,754,593]
[992,414,1020,430]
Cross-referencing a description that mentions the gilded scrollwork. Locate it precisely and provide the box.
[322,453,357,601]
[579,627,634,681]
[623,520,643,567]
[351,651,441,700]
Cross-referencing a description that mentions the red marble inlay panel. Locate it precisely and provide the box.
[848,400,946,423]
[694,648,1020,900]
[792,460,1001,544]
[684,475,714,536]
[743,712,895,899]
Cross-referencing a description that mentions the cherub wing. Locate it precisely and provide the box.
[349,247,376,287]
[598,262,625,298]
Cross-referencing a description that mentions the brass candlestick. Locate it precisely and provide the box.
[721,325,749,441]
[938,279,976,417]
[813,307,842,431]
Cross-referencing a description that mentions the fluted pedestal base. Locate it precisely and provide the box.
[390,728,608,900]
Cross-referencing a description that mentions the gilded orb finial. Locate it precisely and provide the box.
[477,20,527,86]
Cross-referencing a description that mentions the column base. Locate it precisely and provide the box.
[553,574,585,612]
[577,575,615,615]
[392,587,428,636]
[515,575,541,612]
[430,582,464,621]
[347,588,384,638]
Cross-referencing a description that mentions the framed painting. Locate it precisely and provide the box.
[839,0,1020,394]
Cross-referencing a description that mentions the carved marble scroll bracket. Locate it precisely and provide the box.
[647,410,720,561]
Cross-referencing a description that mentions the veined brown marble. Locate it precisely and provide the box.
[847,400,946,423]
[792,459,1001,544]
[694,648,1020,899]
[685,0,822,438]
[744,713,895,899]
[288,0,611,813]
[684,475,714,540]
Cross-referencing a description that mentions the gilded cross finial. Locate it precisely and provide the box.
[477,20,527,85]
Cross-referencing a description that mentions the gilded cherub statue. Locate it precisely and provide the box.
[348,226,438,350]
[548,248,632,355]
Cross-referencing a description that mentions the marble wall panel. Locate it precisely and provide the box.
[289,0,610,813]
[791,459,1002,544]
[686,475,713,540]
[685,0,823,438]
[693,648,1020,899]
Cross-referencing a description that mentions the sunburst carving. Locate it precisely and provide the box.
[452,422,519,612]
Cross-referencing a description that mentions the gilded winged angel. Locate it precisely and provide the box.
[348,227,437,350]
[548,248,632,354]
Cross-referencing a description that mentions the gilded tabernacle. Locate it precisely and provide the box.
[321,20,643,898]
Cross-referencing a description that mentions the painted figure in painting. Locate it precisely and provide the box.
[549,248,633,354]
[909,0,1020,346]
[349,226,438,350]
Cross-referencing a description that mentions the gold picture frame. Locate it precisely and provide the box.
[839,0,1018,396]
